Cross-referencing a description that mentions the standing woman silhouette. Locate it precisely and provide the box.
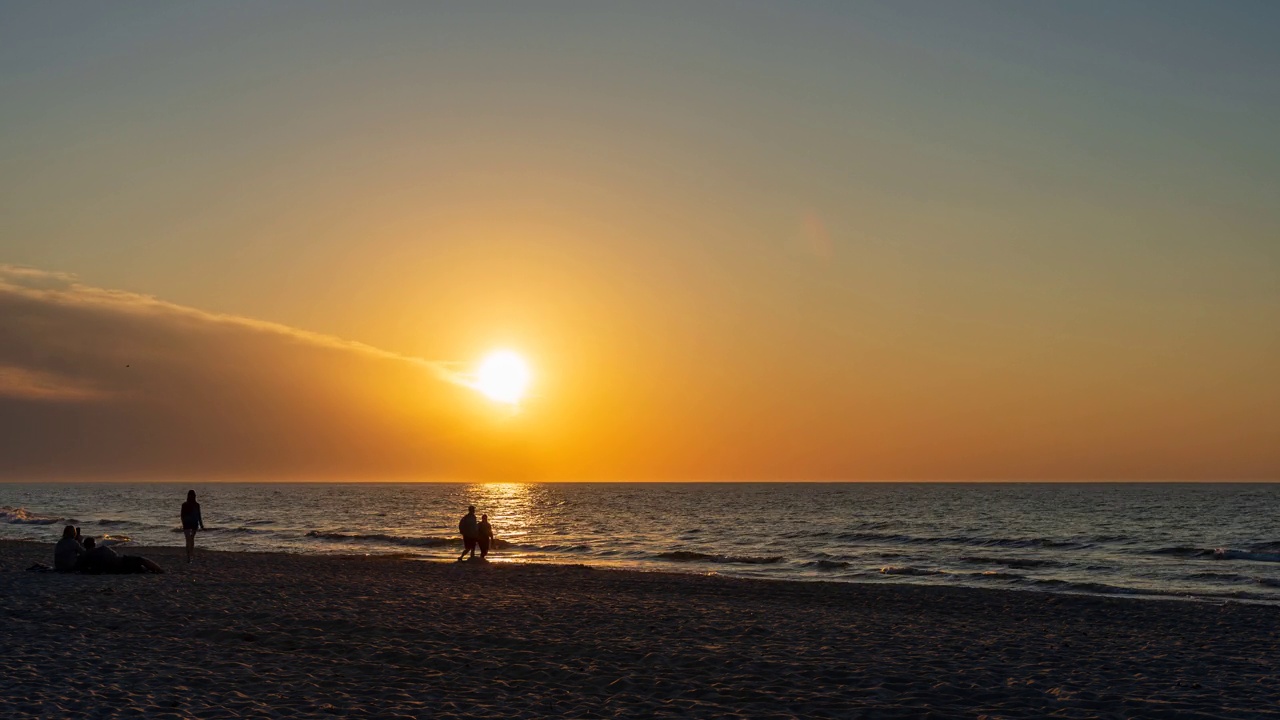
[181,490,204,564]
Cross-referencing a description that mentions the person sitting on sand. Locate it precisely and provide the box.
[478,514,495,559]
[54,525,86,572]
[181,489,204,564]
[458,505,479,561]
[82,537,165,575]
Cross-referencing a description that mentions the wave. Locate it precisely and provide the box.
[836,531,1091,550]
[1014,578,1267,601]
[960,536,1091,549]
[838,532,917,543]
[1029,579,1170,596]
[1150,546,1216,558]
[304,531,521,550]
[210,527,275,536]
[1181,572,1280,591]
[306,531,461,548]
[656,551,785,565]
[1185,571,1252,582]
[880,566,944,576]
[529,544,591,553]
[1147,546,1280,563]
[957,555,1064,569]
[169,526,275,535]
[1022,578,1276,601]
[1214,548,1280,563]
[798,559,850,570]
[974,571,1026,581]
[0,507,156,531]
[1,506,64,525]
[1086,534,1134,543]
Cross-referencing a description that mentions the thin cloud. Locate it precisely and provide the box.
[0,265,464,383]
[0,266,535,480]
[0,365,109,402]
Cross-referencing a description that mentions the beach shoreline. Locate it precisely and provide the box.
[8,483,1280,604]
[3,539,1277,718]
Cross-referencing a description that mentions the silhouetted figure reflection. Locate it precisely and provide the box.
[458,505,479,561]
[181,490,204,564]
[82,537,164,574]
[478,514,495,559]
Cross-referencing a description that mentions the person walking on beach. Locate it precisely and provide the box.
[458,505,479,561]
[181,490,204,564]
[478,513,495,559]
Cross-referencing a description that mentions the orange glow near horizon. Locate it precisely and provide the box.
[1,5,1278,482]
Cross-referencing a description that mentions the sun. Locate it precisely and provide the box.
[473,350,531,405]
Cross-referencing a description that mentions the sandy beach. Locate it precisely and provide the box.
[1,540,1277,719]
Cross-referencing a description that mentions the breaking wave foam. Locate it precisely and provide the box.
[1,506,63,525]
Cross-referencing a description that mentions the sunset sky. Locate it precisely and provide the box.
[2,2,1277,481]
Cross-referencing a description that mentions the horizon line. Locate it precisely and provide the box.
[1,479,1276,484]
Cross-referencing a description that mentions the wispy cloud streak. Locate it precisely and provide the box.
[0,266,531,480]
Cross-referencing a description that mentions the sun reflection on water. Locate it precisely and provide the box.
[458,483,542,562]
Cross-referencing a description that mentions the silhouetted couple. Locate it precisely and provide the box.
[458,505,495,561]
[53,524,164,574]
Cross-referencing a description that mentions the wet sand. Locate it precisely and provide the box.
[2,539,1277,718]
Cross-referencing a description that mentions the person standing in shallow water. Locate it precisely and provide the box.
[478,514,495,559]
[458,505,479,561]
[181,490,204,564]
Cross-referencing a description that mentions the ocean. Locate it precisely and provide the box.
[3,482,1278,603]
